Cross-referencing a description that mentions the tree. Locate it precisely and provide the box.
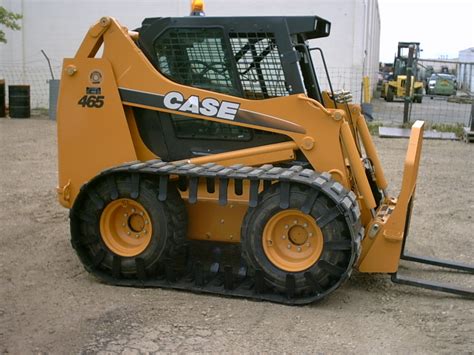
[0,6,22,44]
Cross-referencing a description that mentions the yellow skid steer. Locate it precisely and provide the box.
[56,13,473,304]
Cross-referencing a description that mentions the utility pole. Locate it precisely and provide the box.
[403,45,415,124]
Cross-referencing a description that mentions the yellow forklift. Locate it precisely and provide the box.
[381,42,424,103]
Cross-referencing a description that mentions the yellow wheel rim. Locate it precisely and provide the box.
[100,198,153,257]
[262,209,323,272]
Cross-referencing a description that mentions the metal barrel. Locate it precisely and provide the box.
[8,85,31,119]
[0,80,5,117]
[49,80,60,120]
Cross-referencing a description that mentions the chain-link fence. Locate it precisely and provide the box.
[316,65,472,126]
[0,61,61,109]
[371,93,472,126]
[1,62,472,127]
[316,67,369,104]
[0,63,372,109]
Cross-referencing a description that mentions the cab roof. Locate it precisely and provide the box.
[139,16,331,40]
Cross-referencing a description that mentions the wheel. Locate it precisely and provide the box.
[386,87,394,102]
[414,88,423,103]
[241,182,358,298]
[70,173,187,278]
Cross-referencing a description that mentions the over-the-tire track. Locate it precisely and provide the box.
[70,159,364,305]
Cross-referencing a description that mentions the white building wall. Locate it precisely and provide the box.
[0,0,380,107]
[458,48,474,93]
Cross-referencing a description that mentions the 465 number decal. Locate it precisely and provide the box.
[77,95,105,108]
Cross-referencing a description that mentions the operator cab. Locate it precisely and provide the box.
[138,16,331,103]
[134,16,332,161]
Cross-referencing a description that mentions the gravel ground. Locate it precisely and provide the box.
[0,117,473,354]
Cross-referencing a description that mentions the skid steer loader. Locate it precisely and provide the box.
[56,13,473,304]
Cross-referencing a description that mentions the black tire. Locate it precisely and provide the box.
[386,87,394,102]
[414,88,423,103]
[70,173,187,279]
[241,183,357,297]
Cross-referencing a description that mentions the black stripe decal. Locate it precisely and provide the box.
[237,109,306,134]
[118,87,306,134]
[119,88,165,109]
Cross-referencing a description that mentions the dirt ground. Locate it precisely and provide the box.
[0,117,473,354]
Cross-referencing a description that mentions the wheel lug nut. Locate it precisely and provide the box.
[135,234,140,238]
[303,223,308,228]
[306,242,311,247]
[297,247,302,252]
[143,229,147,234]
[131,208,136,213]
[287,244,291,249]
[140,212,144,216]
[122,223,126,227]
[124,213,128,217]
[293,220,298,224]
[145,220,149,225]
[127,231,131,236]
[281,235,286,240]
[284,225,289,229]
[308,232,313,237]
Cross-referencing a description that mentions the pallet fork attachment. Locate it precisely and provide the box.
[391,200,474,298]
[373,120,473,298]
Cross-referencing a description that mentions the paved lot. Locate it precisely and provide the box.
[0,118,473,353]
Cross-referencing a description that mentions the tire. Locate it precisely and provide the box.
[71,173,187,279]
[241,183,357,297]
[386,87,394,102]
[414,88,423,103]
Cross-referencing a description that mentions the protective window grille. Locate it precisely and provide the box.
[229,32,289,99]
[154,28,239,96]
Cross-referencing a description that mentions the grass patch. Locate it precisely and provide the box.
[366,121,384,135]
[427,122,465,137]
